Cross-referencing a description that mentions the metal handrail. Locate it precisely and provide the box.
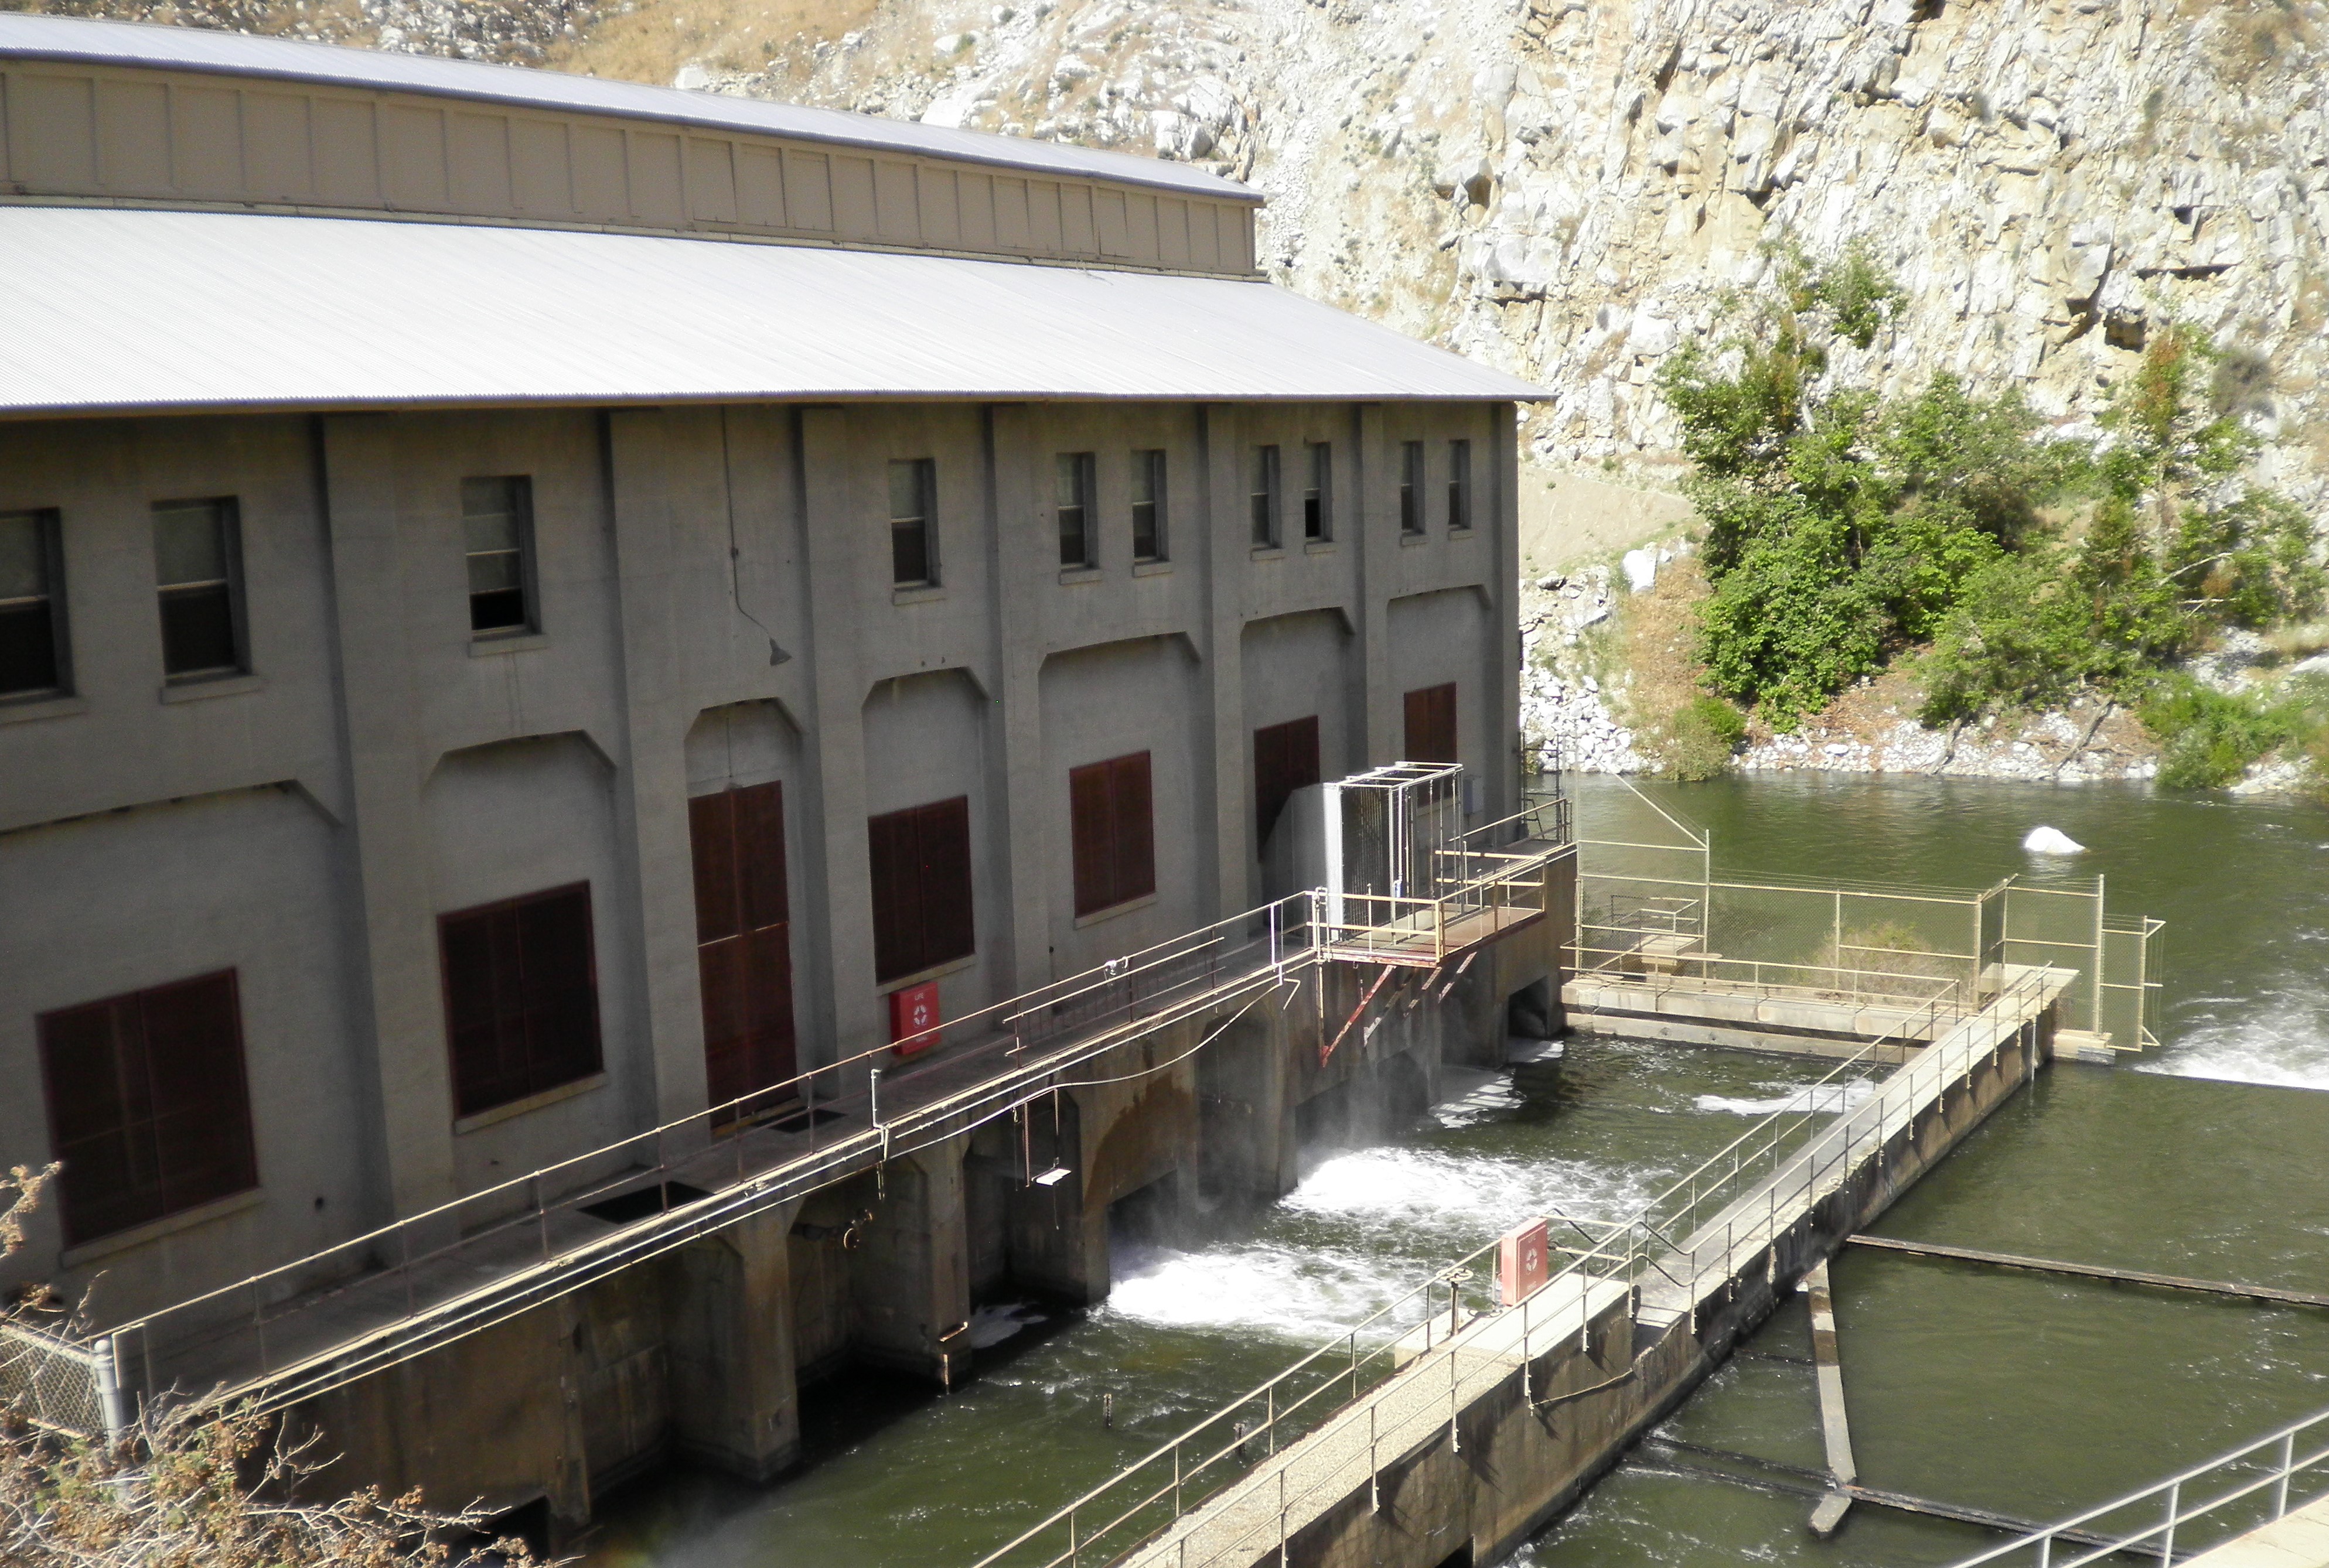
[966,962,2062,1568]
[96,892,1325,1404]
[1945,1404,2329,1567]
[1163,965,2062,1568]
[76,798,1580,1419]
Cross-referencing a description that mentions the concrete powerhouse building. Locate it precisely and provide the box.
[0,13,1571,1540]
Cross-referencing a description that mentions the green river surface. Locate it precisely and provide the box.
[583,775,2329,1568]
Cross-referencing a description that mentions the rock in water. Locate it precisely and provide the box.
[1621,548,1658,593]
[2023,826,2084,855]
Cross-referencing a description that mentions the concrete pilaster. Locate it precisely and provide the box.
[604,408,715,1129]
[851,1149,973,1382]
[317,413,457,1221]
[665,1200,802,1481]
[1200,403,1246,918]
[797,407,880,1071]
[1353,404,1398,764]
[988,404,1051,992]
[1490,402,1524,818]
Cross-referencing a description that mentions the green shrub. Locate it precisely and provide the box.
[2139,675,2315,790]
[1662,695,1748,781]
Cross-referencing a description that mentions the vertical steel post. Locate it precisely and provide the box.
[93,1337,127,1448]
[2275,1432,2295,1518]
[1369,1402,1380,1512]
[2161,1481,2180,1563]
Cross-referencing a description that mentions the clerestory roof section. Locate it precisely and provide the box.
[0,207,1549,416]
[0,12,1254,203]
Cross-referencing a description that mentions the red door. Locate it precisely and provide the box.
[690,781,797,1122]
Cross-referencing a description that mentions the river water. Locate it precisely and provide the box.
[584,775,2329,1568]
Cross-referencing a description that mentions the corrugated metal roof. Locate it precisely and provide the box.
[0,207,1547,415]
[0,13,1254,202]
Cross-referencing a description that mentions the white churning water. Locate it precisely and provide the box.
[1100,1143,1659,1342]
[2141,974,2329,1092]
[1694,1078,1879,1116]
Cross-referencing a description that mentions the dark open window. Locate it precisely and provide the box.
[1446,439,1473,531]
[1302,443,1331,542]
[691,783,797,1116]
[462,476,535,634]
[439,883,603,1119]
[1070,751,1155,917]
[1249,445,1281,548]
[889,459,937,587]
[1056,452,1096,569]
[1404,683,1458,765]
[868,796,976,984]
[1399,443,1426,535]
[1131,449,1167,562]
[1253,716,1321,852]
[152,498,244,678]
[0,509,67,699]
[37,971,258,1247]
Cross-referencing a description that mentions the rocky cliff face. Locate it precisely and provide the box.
[741,0,2329,520]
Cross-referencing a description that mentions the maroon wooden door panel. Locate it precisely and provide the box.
[1069,751,1156,917]
[868,795,976,985]
[1404,684,1458,764]
[36,970,257,1247]
[439,884,603,1118]
[1253,715,1321,850]
[690,781,797,1115]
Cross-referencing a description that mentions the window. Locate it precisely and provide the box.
[1131,449,1168,563]
[1404,683,1458,765]
[1253,716,1321,851]
[691,783,796,1116]
[867,796,976,984]
[1302,443,1332,542]
[889,459,937,587]
[1056,452,1096,569]
[461,477,535,635]
[439,883,603,1119]
[1069,751,1155,918]
[1446,439,1473,531]
[152,498,244,678]
[0,510,67,699]
[1399,443,1426,535]
[37,971,258,1247]
[1249,445,1281,548]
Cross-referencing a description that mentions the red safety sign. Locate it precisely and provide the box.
[1498,1217,1550,1306]
[889,981,942,1058]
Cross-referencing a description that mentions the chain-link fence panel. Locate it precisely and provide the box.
[1,1320,112,1439]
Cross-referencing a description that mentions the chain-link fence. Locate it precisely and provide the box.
[1,1319,122,1440]
[1574,780,2161,1046]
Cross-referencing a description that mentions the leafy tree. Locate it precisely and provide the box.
[1660,245,2321,736]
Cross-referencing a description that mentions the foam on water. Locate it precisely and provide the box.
[1280,1143,1655,1232]
[1694,1078,1878,1116]
[1100,1143,1659,1340]
[1101,1241,1416,1340]
[2141,981,2329,1092]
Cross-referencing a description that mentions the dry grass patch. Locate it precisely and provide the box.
[549,0,884,86]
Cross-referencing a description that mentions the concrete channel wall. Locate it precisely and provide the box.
[274,862,1573,1538]
[1123,969,2067,1568]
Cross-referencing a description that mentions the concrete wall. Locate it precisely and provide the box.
[0,395,1522,1342]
